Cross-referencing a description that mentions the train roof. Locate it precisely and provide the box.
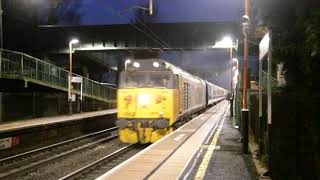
[205,80,228,92]
[127,59,227,91]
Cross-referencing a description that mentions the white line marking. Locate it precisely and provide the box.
[182,149,204,180]
[174,134,186,141]
[178,129,196,133]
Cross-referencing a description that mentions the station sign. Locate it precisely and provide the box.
[72,76,83,83]
[70,76,83,101]
[0,136,20,149]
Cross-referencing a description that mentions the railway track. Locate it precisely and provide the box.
[59,144,146,180]
[0,127,119,180]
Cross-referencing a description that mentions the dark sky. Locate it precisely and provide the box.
[71,0,244,25]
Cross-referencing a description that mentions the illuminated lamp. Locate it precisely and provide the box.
[153,62,160,68]
[133,62,140,68]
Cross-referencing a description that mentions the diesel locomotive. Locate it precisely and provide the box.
[116,59,228,144]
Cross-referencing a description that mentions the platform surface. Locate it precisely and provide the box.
[0,109,117,133]
[182,109,257,180]
[97,101,256,180]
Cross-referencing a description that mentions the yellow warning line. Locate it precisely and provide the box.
[194,114,226,180]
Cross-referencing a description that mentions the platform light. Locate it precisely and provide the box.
[69,38,79,45]
[125,59,131,69]
[153,61,160,68]
[68,38,80,103]
[125,59,131,64]
[111,66,118,71]
[212,36,233,48]
[133,62,140,68]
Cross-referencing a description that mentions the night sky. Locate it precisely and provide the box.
[61,0,244,25]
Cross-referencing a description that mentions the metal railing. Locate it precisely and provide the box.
[261,71,278,90]
[0,49,116,102]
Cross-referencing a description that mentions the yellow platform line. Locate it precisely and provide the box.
[194,113,226,180]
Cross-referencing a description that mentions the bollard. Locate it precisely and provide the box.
[242,109,249,154]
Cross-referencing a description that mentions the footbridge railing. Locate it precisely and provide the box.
[0,49,116,103]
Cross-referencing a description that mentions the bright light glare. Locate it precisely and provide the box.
[125,59,131,64]
[153,62,160,68]
[111,66,118,71]
[133,62,140,68]
[232,58,238,63]
[138,94,150,106]
[212,36,233,48]
[69,39,79,45]
[222,36,233,44]
[232,66,237,70]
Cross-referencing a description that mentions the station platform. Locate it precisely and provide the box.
[97,101,256,180]
[0,109,117,134]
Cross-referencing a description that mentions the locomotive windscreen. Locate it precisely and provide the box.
[119,71,174,88]
[126,60,167,71]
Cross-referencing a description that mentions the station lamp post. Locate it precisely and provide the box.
[241,0,251,154]
[211,36,236,116]
[68,38,79,114]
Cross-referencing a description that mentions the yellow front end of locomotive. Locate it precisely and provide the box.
[117,88,178,144]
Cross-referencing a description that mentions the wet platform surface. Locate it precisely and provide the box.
[97,101,257,180]
[182,108,257,180]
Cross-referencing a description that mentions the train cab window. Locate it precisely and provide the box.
[120,71,174,88]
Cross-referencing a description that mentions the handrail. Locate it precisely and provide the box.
[261,70,277,82]
[0,49,117,101]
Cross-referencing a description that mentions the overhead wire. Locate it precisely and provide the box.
[134,16,170,48]
[109,2,170,49]
[115,1,186,61]
[103,9,161,49]
[118,0,170,48]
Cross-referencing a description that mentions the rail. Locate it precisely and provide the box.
[0,127,119,179]
[0,49,116,102]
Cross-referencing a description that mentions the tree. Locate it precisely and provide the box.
[3,0,83,25]
[254,0,320,92]
[253,1,320,179]
[46,0,84,25]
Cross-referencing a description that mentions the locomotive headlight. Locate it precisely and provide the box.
[138,94,150,106]
[153,61,160,68]
[133,62,140,68]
